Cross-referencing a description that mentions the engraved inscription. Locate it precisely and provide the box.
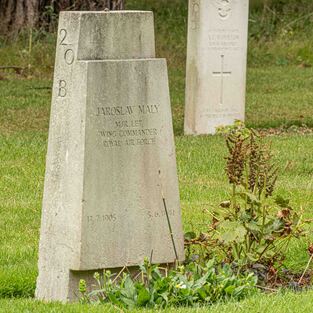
[204,112,240,118]
[59,29,67,46]
[212,55,232,105]
[125,137,156,146]
[58,80,67,97]
[191,0,200,30]
[148,209,175,219]
[96,105,160,116]
[86,209,174,225]
[87,214,117,223]
[208,29,240,51]
[59,28,75,65]
[64,49,75,65]
[115,120,143,128]
[95,105,160,148]
[99,129,157,138]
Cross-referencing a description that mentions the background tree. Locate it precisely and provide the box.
[0,0,125,36]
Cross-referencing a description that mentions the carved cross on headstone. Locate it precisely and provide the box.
[212,54,232,105]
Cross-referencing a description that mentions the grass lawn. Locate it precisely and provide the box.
[1,0,313,311]
[0,290,313,312]
[0,65,313,311]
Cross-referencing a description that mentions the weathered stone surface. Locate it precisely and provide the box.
[76,11,155,60]
[76,59,184,271]
[185,0,249,135]
[36,11,184,302]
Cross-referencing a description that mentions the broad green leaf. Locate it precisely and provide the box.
[275,195,290,208]
[225,285,236,294]
[121,296,136,309]
[219,221,247,243]
[122,276,136,299]
[246,221,262,234]
[240,191,261,205]
[137,288,150,306]
[198,288,207,300]
[265,219,284,234]
[184,231,197,241]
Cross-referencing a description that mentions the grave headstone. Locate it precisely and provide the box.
[36,11,184,302]
[185,0,249,135]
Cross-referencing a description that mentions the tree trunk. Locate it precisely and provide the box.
[0,0,126,36]
[0,0,39,35]
[104,0,125,10]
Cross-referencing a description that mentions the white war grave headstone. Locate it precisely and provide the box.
[185,0,249,134]
[35,11,185,302]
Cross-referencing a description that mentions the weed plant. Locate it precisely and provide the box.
[79,258,257,309]
[185,122,311,282]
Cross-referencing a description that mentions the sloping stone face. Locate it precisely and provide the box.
[36,11,184,302]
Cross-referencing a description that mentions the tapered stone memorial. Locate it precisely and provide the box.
[185,0,249,135]
[36,11,184,302]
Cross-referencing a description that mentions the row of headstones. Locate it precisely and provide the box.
[36,0,249,302]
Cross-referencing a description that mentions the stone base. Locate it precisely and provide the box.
[184,114,245,135]
[37,264,177,302]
